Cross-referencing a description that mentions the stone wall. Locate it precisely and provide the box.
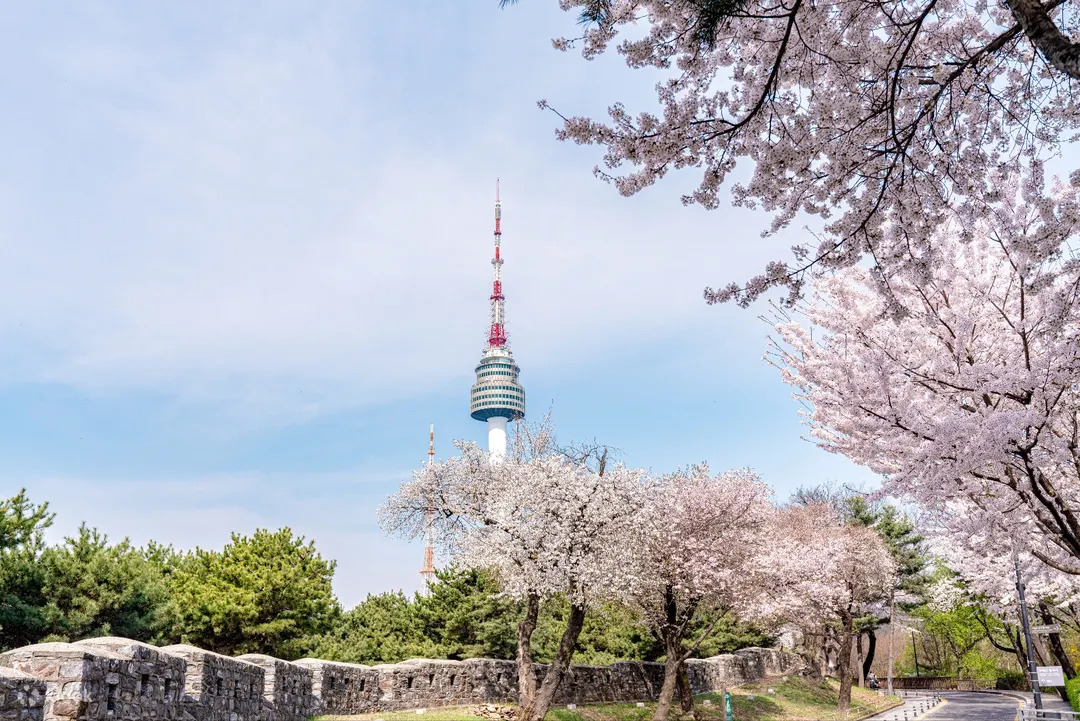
[687,647,804,693]
[236,655,314,721]
[0,641,178,721]
[75,638,186,719]
[552,662,666,705]
[0,639,801,719]
[291,660,378,716]
[160,645,265,721]
[373,658,490,711]
[0,667,45,721]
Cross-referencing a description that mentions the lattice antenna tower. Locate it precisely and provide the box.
[420,424,437,581]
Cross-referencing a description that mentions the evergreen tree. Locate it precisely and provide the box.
[37,524,171,643]
[0,490,53,550]
[169,527,338,659]
[0,490,53,650]
[312,589,437,664]
[414,567,520,661]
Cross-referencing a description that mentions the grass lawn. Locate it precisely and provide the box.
[317,675,901,721]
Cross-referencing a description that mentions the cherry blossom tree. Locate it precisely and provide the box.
[623,465,774,720]
[770,173,1080,596]
[933,522,1080,684]
[379,439,645,721]
[761,504,895,711]
[510,0,1079,304]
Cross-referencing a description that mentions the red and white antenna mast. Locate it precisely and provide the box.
[420,424,436,582]
[468,179,525,461]
[488,179,507,348]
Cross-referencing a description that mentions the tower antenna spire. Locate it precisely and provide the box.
[469,180,526,460]
[488,179,506,348]
[420,424,437,582]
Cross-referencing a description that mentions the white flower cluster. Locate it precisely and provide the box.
[773,172,1080,609]
[543,0,1078,303]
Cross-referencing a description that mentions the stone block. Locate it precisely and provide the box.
[0,667,45,721]
[687,647,805,694]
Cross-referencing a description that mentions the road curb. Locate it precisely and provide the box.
[861,694,944,720]
[918,698,948,718]
[854,697,904,720]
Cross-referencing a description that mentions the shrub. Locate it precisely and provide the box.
[1066,676,1080,711]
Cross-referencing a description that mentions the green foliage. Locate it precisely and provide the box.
[898,573,1021,682]
[36,524,171,643]
[314,567,521,665]
[2,491,344,659]
[915,603,987,674]
[1066,675,1080,711]
[0,542,48,650]
[533,598,657,665]
[3,490,773,670]
[0,490,53,551]
[168,527,339,659]
[1,494,177,651]
[873,505,930,605]
[414,567,521,661]
[316,566,771,667]
[313,589,438,664]
[689,607,775,660]
[0,490,53,649]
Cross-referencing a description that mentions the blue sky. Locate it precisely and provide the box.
[0,1,885,605]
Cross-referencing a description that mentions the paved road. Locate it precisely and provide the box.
[867,692,1021,721]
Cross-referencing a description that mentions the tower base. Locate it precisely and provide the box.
[488,417,508,460]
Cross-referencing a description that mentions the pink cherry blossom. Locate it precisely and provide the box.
[379,438,645,721]
[759,504,895,710]
[534,0,1079,304]
[770,172,1080,604]
[622,465,775,720]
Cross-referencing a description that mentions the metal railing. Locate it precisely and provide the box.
[1018,709,1080,720]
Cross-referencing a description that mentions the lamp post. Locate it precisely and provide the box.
[1014,551,1043,711]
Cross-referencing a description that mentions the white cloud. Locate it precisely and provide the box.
[0,2,797,431]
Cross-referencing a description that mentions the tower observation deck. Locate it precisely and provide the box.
[469,181,525,458]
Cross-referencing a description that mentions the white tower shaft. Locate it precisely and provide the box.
[488,417,508,460]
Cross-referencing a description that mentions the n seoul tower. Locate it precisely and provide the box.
[469,180,526,459]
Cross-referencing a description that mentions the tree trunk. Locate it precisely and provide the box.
[1033,634,1051,666]
[1039,604,1077,677]
[653,657,681,721]
[821,626,831,678]
[1038,603,1075,703]
[1004,0,1080,79]
[515,593,540,717]
[677,662,695,715]
[654,626,696,721]
[863,628,877,681]
[1012,627,1029,675]
[856,633,864,687]
[837,614,855,712]
[524,602,587,721]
